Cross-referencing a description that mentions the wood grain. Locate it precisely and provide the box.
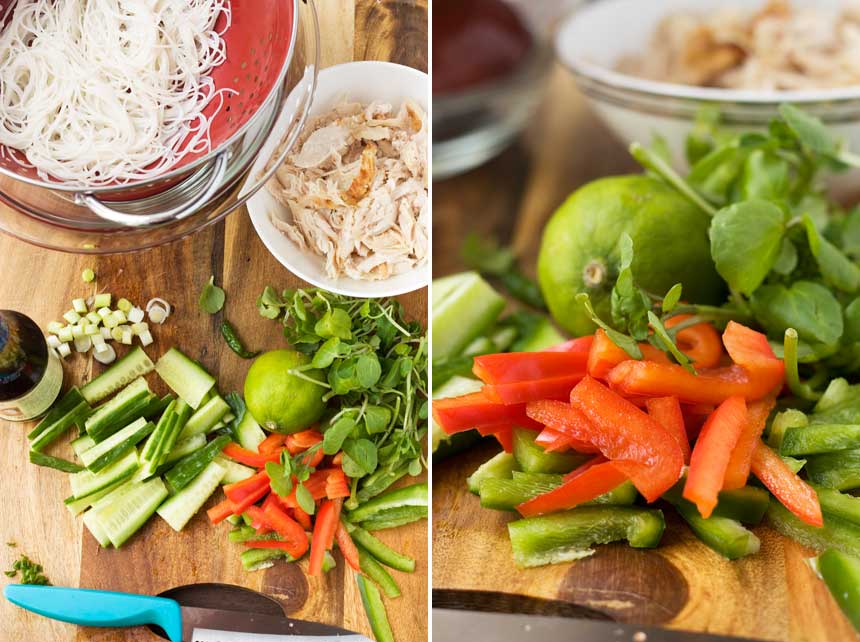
[431,66,855,641]
[0,2,427,641]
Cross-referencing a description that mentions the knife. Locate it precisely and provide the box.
[433,608,766,642]
[5,585,371,641]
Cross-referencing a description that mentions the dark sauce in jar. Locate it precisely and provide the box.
[433,0,533,95]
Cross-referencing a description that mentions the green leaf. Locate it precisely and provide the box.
[312,337,344,369]
[343,438,378,476]
[710,200,785,295]
[266,458,293,498]
[840,209,860,258]
[356,354,382,388]
[629,142,717,216]
[688,145,747,205]
[295,484,315,515]
[199,276,225,314]
[408,458,423,476]
[576,293,642,359]
[802,215,860,293]
[779,104,837,155]
[772,238,799,276]
[323,416,356,455]
[364,405,391,434]
[647,311,694,373]
[843,298,860,343]
[750,281,844,346]
[739,149,789,201]
[662,284,683,314]
[315,308,352,340]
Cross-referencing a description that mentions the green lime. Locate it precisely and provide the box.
[538,175,725,336]
[244,350,326,434]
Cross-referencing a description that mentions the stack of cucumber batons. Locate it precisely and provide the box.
[27,346,264,548]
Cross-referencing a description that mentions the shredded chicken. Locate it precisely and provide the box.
[619,0,860,90]
[264,100,428,281]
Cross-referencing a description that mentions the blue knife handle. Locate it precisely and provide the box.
[4,585,183,642]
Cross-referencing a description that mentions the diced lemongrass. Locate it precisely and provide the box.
[86,312,101,325]
[121,329,133,345]
[63,310,81,324]
[104,316,119,329]
[58,326,74,342]
[100,326,112,340]
[112,310,127,325]
[94,344,116,365]
[131,322,149,336]
[128,307,145,324]
[117,298,133,313]
[148,305,167,325]
[110,327,124,342]
[138,330,153,347]
[47,321,64,335]
[93,293,111,309]
[74,336,92,353]
[71,324,85,339]
[84,323,100,336]
[57,343,72,359]
[146,298,171,317]
[91,334,105,347]
[81,268,95,283]
[46,335,61,349]
[72,298,88,314]
[97,307,112,318]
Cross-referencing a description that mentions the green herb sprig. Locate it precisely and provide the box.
[5,553,51,585]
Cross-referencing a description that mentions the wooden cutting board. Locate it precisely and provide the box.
[0,3,427,641]
[432,65,854,642]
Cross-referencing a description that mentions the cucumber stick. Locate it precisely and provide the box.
[28,388,90,452]
[85,477,168,547]
[81,347,154,404]
[432,272,505,360]
[165,434,206,464]
[155,348,215,409]
[65,475,132,516]
[85,376,152,442]
[178,395,229,440]
[80,417,153,472]
[71,435,96,458]
[213,455,255,484]
[235,410,266,451]
[157,460,226,531]
[70,450,139,498]
[164,435,230,492]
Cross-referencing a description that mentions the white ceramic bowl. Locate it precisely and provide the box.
[555,0,860,179]
[244,61,429,297]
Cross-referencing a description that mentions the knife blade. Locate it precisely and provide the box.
[433,608,765,642]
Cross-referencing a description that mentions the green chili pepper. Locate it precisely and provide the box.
[817,549,860,631]
[220,321,259,359]
[346,523,415,573]
[357,544,400,598]
[356,573,395,642]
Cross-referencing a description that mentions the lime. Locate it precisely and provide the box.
[244,350,326,434]
[538,175,725,336]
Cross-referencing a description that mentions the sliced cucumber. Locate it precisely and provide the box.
[155,348,215,409]
[71,435,96,458]
[164,434,230,493]
[81,347,154,404]
[432,272,506,360]
[143,394,175,420]
[157,460,226,531]
[29,451,84,473]
[235,410,266,451]
[178,395,229,440]
[85,376,152,442]
[69,449,139,498]
[28,388,90,452]
[82,510,112,547]
[65,474,133,516]
[214,455,255,484]
[80,418,154,472]
[87,477,168,547]
[164,434,207,464]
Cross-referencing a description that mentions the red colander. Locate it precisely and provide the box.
[0,0,297,195]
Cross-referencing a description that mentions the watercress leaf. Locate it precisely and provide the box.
[295,484,315,515]
[802,214,860,293]
[343,438,378,475]
[224,392,246,442]
[840,209,860,258]
[688,145,747,206]
[356,354,382,388]
[629,143,717,216]
[292,292,307,322]
[844,298,860,343]
[364,405,391,434]
[323,416,355,455]
[261,286,284,307]
[408,458,423,476]
[418,400,428,420]
[313,337,343,369]
[662,284,683,313]
[199,276,226,314]
[315,308,352,340]
[265,461,293,497]
[710,199,785,295]
[576,293,643,359]
[740,149,789,201]
[340,452,365,479]
[779,104,837,155]
[618,233,634,271]
[750,281,843,345]
[772,238,799,276]
[647,311,694,373]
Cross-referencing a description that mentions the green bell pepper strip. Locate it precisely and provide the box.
[767,502,860,558]
[347,483,427,524]
[805,449,860,490]
[466,452,518,495]
[240,548,287,571]
[355,461,411,506]
[817,549,860,631]
[512,428,589,474]
[507,506,665,568]
[664,480,770,525]
[357,544,400,598]
[781,423,860,455]
[346,523,415,573]
[358,505,427,531]
[813,485,860,527]
[356,573,395,642]
[480,476,638,513]
[667,496,760,559]
[228,526,282,544]
[767,409,807,450]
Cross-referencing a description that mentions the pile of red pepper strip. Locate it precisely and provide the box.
[206,428,360,575]
[433,320,823,528]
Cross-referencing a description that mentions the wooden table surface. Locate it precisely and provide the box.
[0,2,428,641]
[431,64,855,641]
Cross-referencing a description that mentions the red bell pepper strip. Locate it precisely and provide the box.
[722,321,781,370]
[258,433,287,455]
[291,506,312,530]
[646,396,690,464]
[223,442,282,468]
[296,447,324,469]
[517,461,628,516]
[473,351,588,384]
[494,426,514,452]
[207,497,235,524]
[535,426,598,454]
[563,455,609,481]
[683,396,748,518]
[244,505,272,533]
[335,521,361,572]
[224,470,271,504]
[665,315,723,369]
[432,391,542,434]
[245,540,309,558]
[262,500,309,559]
[545,336,594,353]
[587,329,671,379]
[309,499,342,576]
[483,375,586,404]
[751,441,823,527]
[286,428,323,454]
[325,468,351,500]
[722,396,776,490]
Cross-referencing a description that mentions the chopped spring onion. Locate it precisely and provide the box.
[110,327,124,342]
[83,323,99,336]
[100,327,112,340]
[104,315,119,329]
[139,330,153,347]
[58,326,73,342]
[86,312,101,325]
[91,334,105,347]
[97,307,112,319]
[121,329,133,345]
[131,322,148,336]
[112,310,127,325]
[117,298,132,313]
[71,325,84,339]
[72,299,88,314]
[94,344,116,365]
[63,310,81,324]
[46,335,61,349]
[82,268,95,283]
[57,343,72,359]
[93,293,112,309]
[74,336,92,353]
[128,307,145,324]
[146,298,171,324]
[47,321,64,335]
